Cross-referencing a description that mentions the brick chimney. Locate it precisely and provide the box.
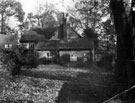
[58,13,67,40]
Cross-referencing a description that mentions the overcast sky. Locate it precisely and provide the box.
[8,0,73,29]
[17,0,72,14]
[17,0,46,14]
[9,0,112,30]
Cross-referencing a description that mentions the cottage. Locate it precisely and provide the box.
[19,28,57,60]
[0,34,18,49]
[19,29,48,49]
[35,38,94,63]
[19,13,95,63]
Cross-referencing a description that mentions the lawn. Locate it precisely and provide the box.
[0,68,63,103]
[0,64,129,103]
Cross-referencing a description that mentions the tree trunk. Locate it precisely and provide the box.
[110,0,134,85]
[1,11,4,34]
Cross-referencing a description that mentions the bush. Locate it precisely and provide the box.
[38,57,52,64]
[75,57,92,68]
[0,46,39,76]
[96,53,114,71]
[59,54,70,65]
[20,49,39,69]
[96,57,104,67]
[0,48,22,76]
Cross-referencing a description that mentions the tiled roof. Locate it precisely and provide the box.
[20,27,56,42]
[19,34,46,43]
[20,28,47,43]
[0,35,18,46]
[35,38,93,50]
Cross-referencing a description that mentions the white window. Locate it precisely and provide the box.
[29,43,35,49]
[4,44,8,48]
[26,44,29,49]
[70,54,77,61]
[9,44,12,48]
[4,44,12,48]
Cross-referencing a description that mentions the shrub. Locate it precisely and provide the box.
[75,57,92,68]
[96,53,114,71]
[59,54,70,65]
[38,57,52,64]
[0,45,39,76]
[20,49,39,69]
[0,47,22,76]
[96,57,104,67]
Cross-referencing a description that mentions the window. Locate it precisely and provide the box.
[4,44,12,48]
[47,53,50,57]
[22,43,35,49]
[29,43,35,49]
[4,44,8,48]
[26,43,30,49]
[9,44,12,48]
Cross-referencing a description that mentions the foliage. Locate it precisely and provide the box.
[0,48,21,76]
[38,58,52,65]
[27,12,34,26]
[12,1,25,22]
[27,2,59,28]
[0,70,63,103]
[75,0,101,27]
[20,49,39,68]
[0,0,25,33]
[59,54,70,65]
[67,0,110,29]
[110,0,134,84]
[83,27,98,39]
[0,45,39,76]
[64,0,116,54]
[98,18,116,54]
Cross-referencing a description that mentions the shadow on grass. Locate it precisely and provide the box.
[0,100,34,103]
[20,68,114,84]
[20,69,75,82]
[19,66,130,103]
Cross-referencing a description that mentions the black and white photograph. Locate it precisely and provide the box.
[0,0,135,103]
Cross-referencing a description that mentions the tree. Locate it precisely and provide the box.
[75,0,101,28]
[63,0,111,40]
[69,0,110,28]
[32,2,58,28]
[98,18,116,54]
[27,13,34,25]
[110,0,134,85]
[67,0,115,54]
[83,27,97,38]
[0,0,25,34]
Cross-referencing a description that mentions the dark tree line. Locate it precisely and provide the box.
[110,0,135,85]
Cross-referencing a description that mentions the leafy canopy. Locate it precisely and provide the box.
[0,0,25,22]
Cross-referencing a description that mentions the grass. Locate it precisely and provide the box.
[0,67,63,103]
[0,64,130,103]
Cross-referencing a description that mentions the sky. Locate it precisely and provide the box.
[17,0,47,14]
[8,0,76,29]
[9,0,70,29]
[8,0,112,30]
[17,0,72,15]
